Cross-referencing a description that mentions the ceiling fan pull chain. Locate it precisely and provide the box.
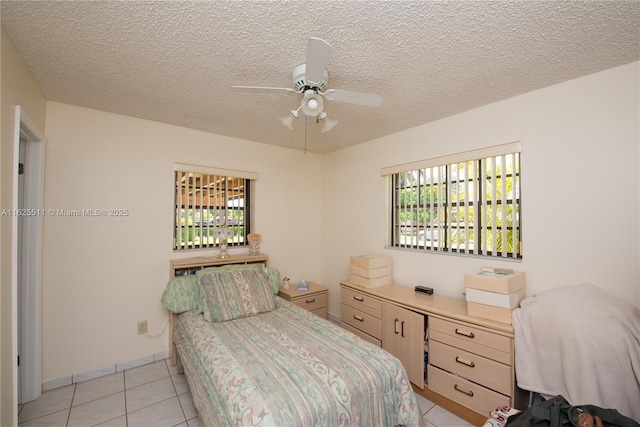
[304,115,308,155]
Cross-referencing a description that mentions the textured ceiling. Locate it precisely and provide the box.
[2,1,639,154]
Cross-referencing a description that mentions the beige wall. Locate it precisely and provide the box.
[41,102,323,381]
[322,61,640,314]
[1,28,47,426]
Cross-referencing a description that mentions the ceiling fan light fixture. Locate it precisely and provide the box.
[307,98,319,111]
[281,115,295,130]
[321,118,338,133]
[301,89,324,117]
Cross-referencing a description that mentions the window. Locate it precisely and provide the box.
[383,142,521,259]
[173,164,257,251]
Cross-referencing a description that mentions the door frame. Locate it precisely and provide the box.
[13,105,46,403]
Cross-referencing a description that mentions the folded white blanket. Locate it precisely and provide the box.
[512,283,640,421]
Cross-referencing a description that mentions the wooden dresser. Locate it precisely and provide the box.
[340,280,514,417]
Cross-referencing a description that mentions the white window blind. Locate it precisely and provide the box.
[383,142,522,259]
[173,163,256,251]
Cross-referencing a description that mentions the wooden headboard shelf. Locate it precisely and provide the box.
[170,253,269,277]
[168,253,269,365]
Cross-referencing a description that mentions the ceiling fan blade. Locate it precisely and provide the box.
[232,86,298,94]
[305,37,331,85]
[324,89,383,107]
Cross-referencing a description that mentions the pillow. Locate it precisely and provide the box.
[196,263,281,295]
[161,274,202,313]
[264,266,281,294]
[199,268,276,322]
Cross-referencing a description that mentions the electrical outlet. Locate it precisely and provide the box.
[137,320,147,335]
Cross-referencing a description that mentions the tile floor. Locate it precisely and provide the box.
[18,360,199,427]
[416,394,474,427]
[19,359,473,427]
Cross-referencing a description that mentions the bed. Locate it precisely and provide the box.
[162,263,423,427]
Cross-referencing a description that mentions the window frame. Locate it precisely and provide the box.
[383,143,522,259]
[173,163,257,252]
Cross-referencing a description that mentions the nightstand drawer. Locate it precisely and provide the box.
[428,365,510,416]
[291,292,327,312]
[341,304,382,340]
[341,287,381,318]
[429,340,511,396]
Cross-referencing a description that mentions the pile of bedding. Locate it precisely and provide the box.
[512,283,640,422]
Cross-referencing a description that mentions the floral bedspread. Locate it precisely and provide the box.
[175,298,423,427]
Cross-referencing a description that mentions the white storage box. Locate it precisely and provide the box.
[348,254,393,288]
[466,302,515,324]
[349,264,392,279]
[464,270,525,294]
[465,287,526,309]
[349,254,393,269]
[348,274,392,288]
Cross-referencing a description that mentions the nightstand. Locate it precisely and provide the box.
[278,282,328,319]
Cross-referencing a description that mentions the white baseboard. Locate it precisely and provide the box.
[42,351,170,392]
[73,365,116,384]
[41,375,72,392]
[116,354,154,372]
[154,350,169,361]
[328,311,340,325]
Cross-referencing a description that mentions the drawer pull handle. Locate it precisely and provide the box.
[354,314,365,322]
[401,321,405,338]
[394,319,400,334]
[454,384,474,397]
[455,328,475,339]
[455,356,475,368]
[353,295,364,302]
[305,298,316,303]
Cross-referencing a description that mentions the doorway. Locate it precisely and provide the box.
[13,106,46,404]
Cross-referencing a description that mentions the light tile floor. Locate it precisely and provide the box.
[18,360,199,427]
[416,393,475,427]
[19,359,472,427]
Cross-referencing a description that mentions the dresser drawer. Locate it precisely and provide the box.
[341,321,382,347]
[429,317,512,365]
[341,287,382,318]
[428,365,511,416]
[429,340,511,396]
[341,304,382,340]
[291,292,327,312]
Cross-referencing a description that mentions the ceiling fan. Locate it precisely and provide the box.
[232,37,383,132]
